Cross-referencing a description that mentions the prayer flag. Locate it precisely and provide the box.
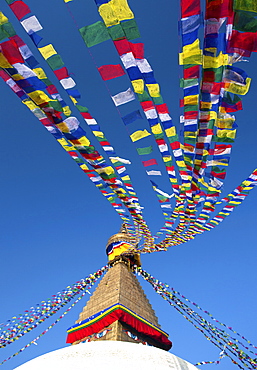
[130,129,151,142]
[79,21,110,48]
[98,64,125,80]
[142,159,158,167]
[111,87,135,106]
[9,1,31,21]
[146,170,162,176]
[21,15,43,34]
[137,146,153,155]
[122,110,142,125]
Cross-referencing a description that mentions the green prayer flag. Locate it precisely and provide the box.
[79,21,110,47]
[184,105,198,112]
[41,78,53,87]
[121,19,140,40]
[136,91,150,102]
[136,146,153,155]
[108,24,125,41]
[234,11,257,32]
[47,54,64,70]
[48,100,63,112]
[234,0,257,13]
[0,26,8,41]
[2,22,16,37]
[180,78,198,88]
[152,96,164,105]
[153,132,164,140]
[76,104,88,113]
[212,136,235,143]
[5,0,15,4]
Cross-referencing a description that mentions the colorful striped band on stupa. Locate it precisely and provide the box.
[66,303,172,350]
[106,240,135,261]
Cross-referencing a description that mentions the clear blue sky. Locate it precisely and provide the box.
[0,1,257,369]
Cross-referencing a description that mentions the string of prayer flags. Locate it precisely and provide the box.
[137,267,257,370]
[0,292,86,366]
[4,5,156,244]
[0,266,108,348]
[98,64,125,80]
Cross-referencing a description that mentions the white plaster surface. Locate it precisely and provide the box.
[14,341,199,370]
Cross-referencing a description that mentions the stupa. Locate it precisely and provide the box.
[14,227,199,370]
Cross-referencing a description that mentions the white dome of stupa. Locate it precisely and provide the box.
[14,341,199,370]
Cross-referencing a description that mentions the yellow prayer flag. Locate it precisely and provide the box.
[146,83,160,98]
[56,122,70,133]
[224,77,251,96]
[28,91,52,105]
[33,68,47,80]
[111,0,134,22]
[63,106,72,116]
[63,145,75,151]
[57,138,69,146]
[165,126,176,137]
[80,164,90,170]
[151,124,162,135]
[242,180,251,186]
[96,166,115,176]
[200,101,212,110]
[0,12,8,25]
[131,79,144,94]
[22,99,38,111]
[203,52,230,69]
[184,94,199,106]
[38,44,57,60]
[215,117,235,129]
[163,156,172,163]
[179,39,202,65]
[216,129,236,139]
[121,175,130,181]
[130,129,151,142]
[69,95,78,104]
[0,52,12,68]
[184,131,197,138]
[92,131,105,138]
[99,3,118,27]
[77,136,90,147]
[176,160,186,168]
[64,0,73,2]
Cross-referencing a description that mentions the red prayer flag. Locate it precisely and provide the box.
[114,39,131,56]
[80,112,92,119]
[9,1,31,21]
[142,159,158,167]
[181,0,201,17]
[98,64,125,81]
[1,40,24,64]
[156,103,169,114]
[140,100,155,111]
[10,35,25,48]
[183,65,200,79]
[228,30,257,54]
[129,42,144,59]
[46,85,58,95]
[0,69,9,81]
[205,0,233,19]
[54,67,69,80]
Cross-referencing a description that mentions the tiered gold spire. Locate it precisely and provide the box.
[67,227,172,350]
